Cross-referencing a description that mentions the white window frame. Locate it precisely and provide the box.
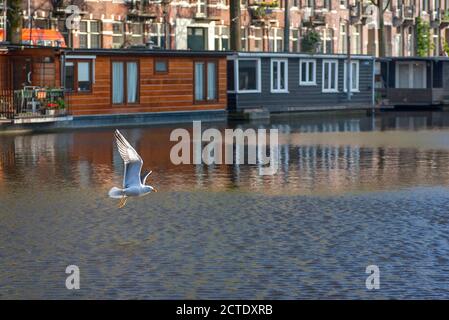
[269,28,283,52]
[252,27,263,51]
[235,58,262,94]
[299,59,316,86]
[149,22,165,47]
[271,59,289,93]
[79,20,101,49]
[214,25,229,51]
[343,60,360,92]
[322,59,339,93]
[196,0,207,16]
[395,61,427,89]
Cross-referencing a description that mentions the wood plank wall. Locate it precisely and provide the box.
[69,55,227,116]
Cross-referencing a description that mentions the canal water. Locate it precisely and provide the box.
[1,111,449,299]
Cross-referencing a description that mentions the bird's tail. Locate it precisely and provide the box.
[108,187,125,199]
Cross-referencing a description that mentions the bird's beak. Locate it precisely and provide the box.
[153,188,158,193]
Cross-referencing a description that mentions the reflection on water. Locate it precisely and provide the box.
[1,111,449,299]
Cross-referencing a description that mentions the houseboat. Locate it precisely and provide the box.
[227,52,376,117]
[378,57,449,107]
[1,45,229,129]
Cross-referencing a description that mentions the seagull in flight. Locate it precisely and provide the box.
[109,130,157,208]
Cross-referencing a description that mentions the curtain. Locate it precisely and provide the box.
[207,62,216,100]
[78,62,89,81]
[195,62,204,101]
[112,62,124,104]
[127,62,138,103]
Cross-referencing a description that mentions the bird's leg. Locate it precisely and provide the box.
[118,197,128,209]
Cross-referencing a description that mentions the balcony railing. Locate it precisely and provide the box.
[0,87,70,120]
[303,7,326,27]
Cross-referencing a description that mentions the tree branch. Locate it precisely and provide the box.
[382,0,392,13]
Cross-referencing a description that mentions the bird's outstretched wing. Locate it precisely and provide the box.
[141,170,152,185]
[115,130,143,188]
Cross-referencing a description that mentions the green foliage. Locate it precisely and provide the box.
[442,10,449,22]
[443,41,449,56]
[56,98,66,110]
[301,30,321,54]
[416,17,434,57]
[252,1,279,18]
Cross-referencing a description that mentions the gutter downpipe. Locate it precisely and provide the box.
[372,56,376,109]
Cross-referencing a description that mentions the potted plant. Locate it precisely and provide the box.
[46,102,58,116]
[56,98,66,115]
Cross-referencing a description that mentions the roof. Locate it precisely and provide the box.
[232,51,375,60]
[377,56,449,62]
[65,48,232,57]
[0,28,66,47]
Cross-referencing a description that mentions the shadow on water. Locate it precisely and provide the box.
[1,111,449,299]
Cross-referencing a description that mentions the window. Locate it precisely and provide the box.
[253,28,263,51]
[343,60,360,92]
[394,33,403,56]
[130,22,143,45]
[269,28,283,52]
[194,61,218,102]
[396,62,427,89]
[241,27,249,51]
[112,22,125,48]
[322,28,333,54]
[322,60,338,93]
[112,61,139,104]
[237,59,260,92]
[352,25,361,54]
[214,25,229,51]
[65,62,75,91]
[271,59,288,93]
[154,60,168,73]
[299,59,316,85]
[339,24,347,54]
[65,60,93,93]
[291,29,300,52]
[196,0,207,16]
[150,23,166,48]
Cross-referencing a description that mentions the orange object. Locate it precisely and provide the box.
[0,28,67,48]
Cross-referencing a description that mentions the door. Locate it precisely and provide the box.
[188,27,206,51]
[12,58,32,90]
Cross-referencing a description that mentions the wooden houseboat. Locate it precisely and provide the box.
[377,57,449,107]
[227,52,375,116]
[63,49,228,119]
[1,45,229,128]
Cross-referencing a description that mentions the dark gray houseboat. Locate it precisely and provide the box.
[227,52,375,115]
[378,57,449,107]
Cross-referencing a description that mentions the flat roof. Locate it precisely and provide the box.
[232,51,375,60]
[65,48,232,57]
[377,56,449,62]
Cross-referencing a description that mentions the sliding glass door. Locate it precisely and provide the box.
[112,61,139,105]
[194,60,218,103]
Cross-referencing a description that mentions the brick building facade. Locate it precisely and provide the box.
[2,0,449,56]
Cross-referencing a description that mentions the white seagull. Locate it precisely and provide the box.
[109,129,157,208]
